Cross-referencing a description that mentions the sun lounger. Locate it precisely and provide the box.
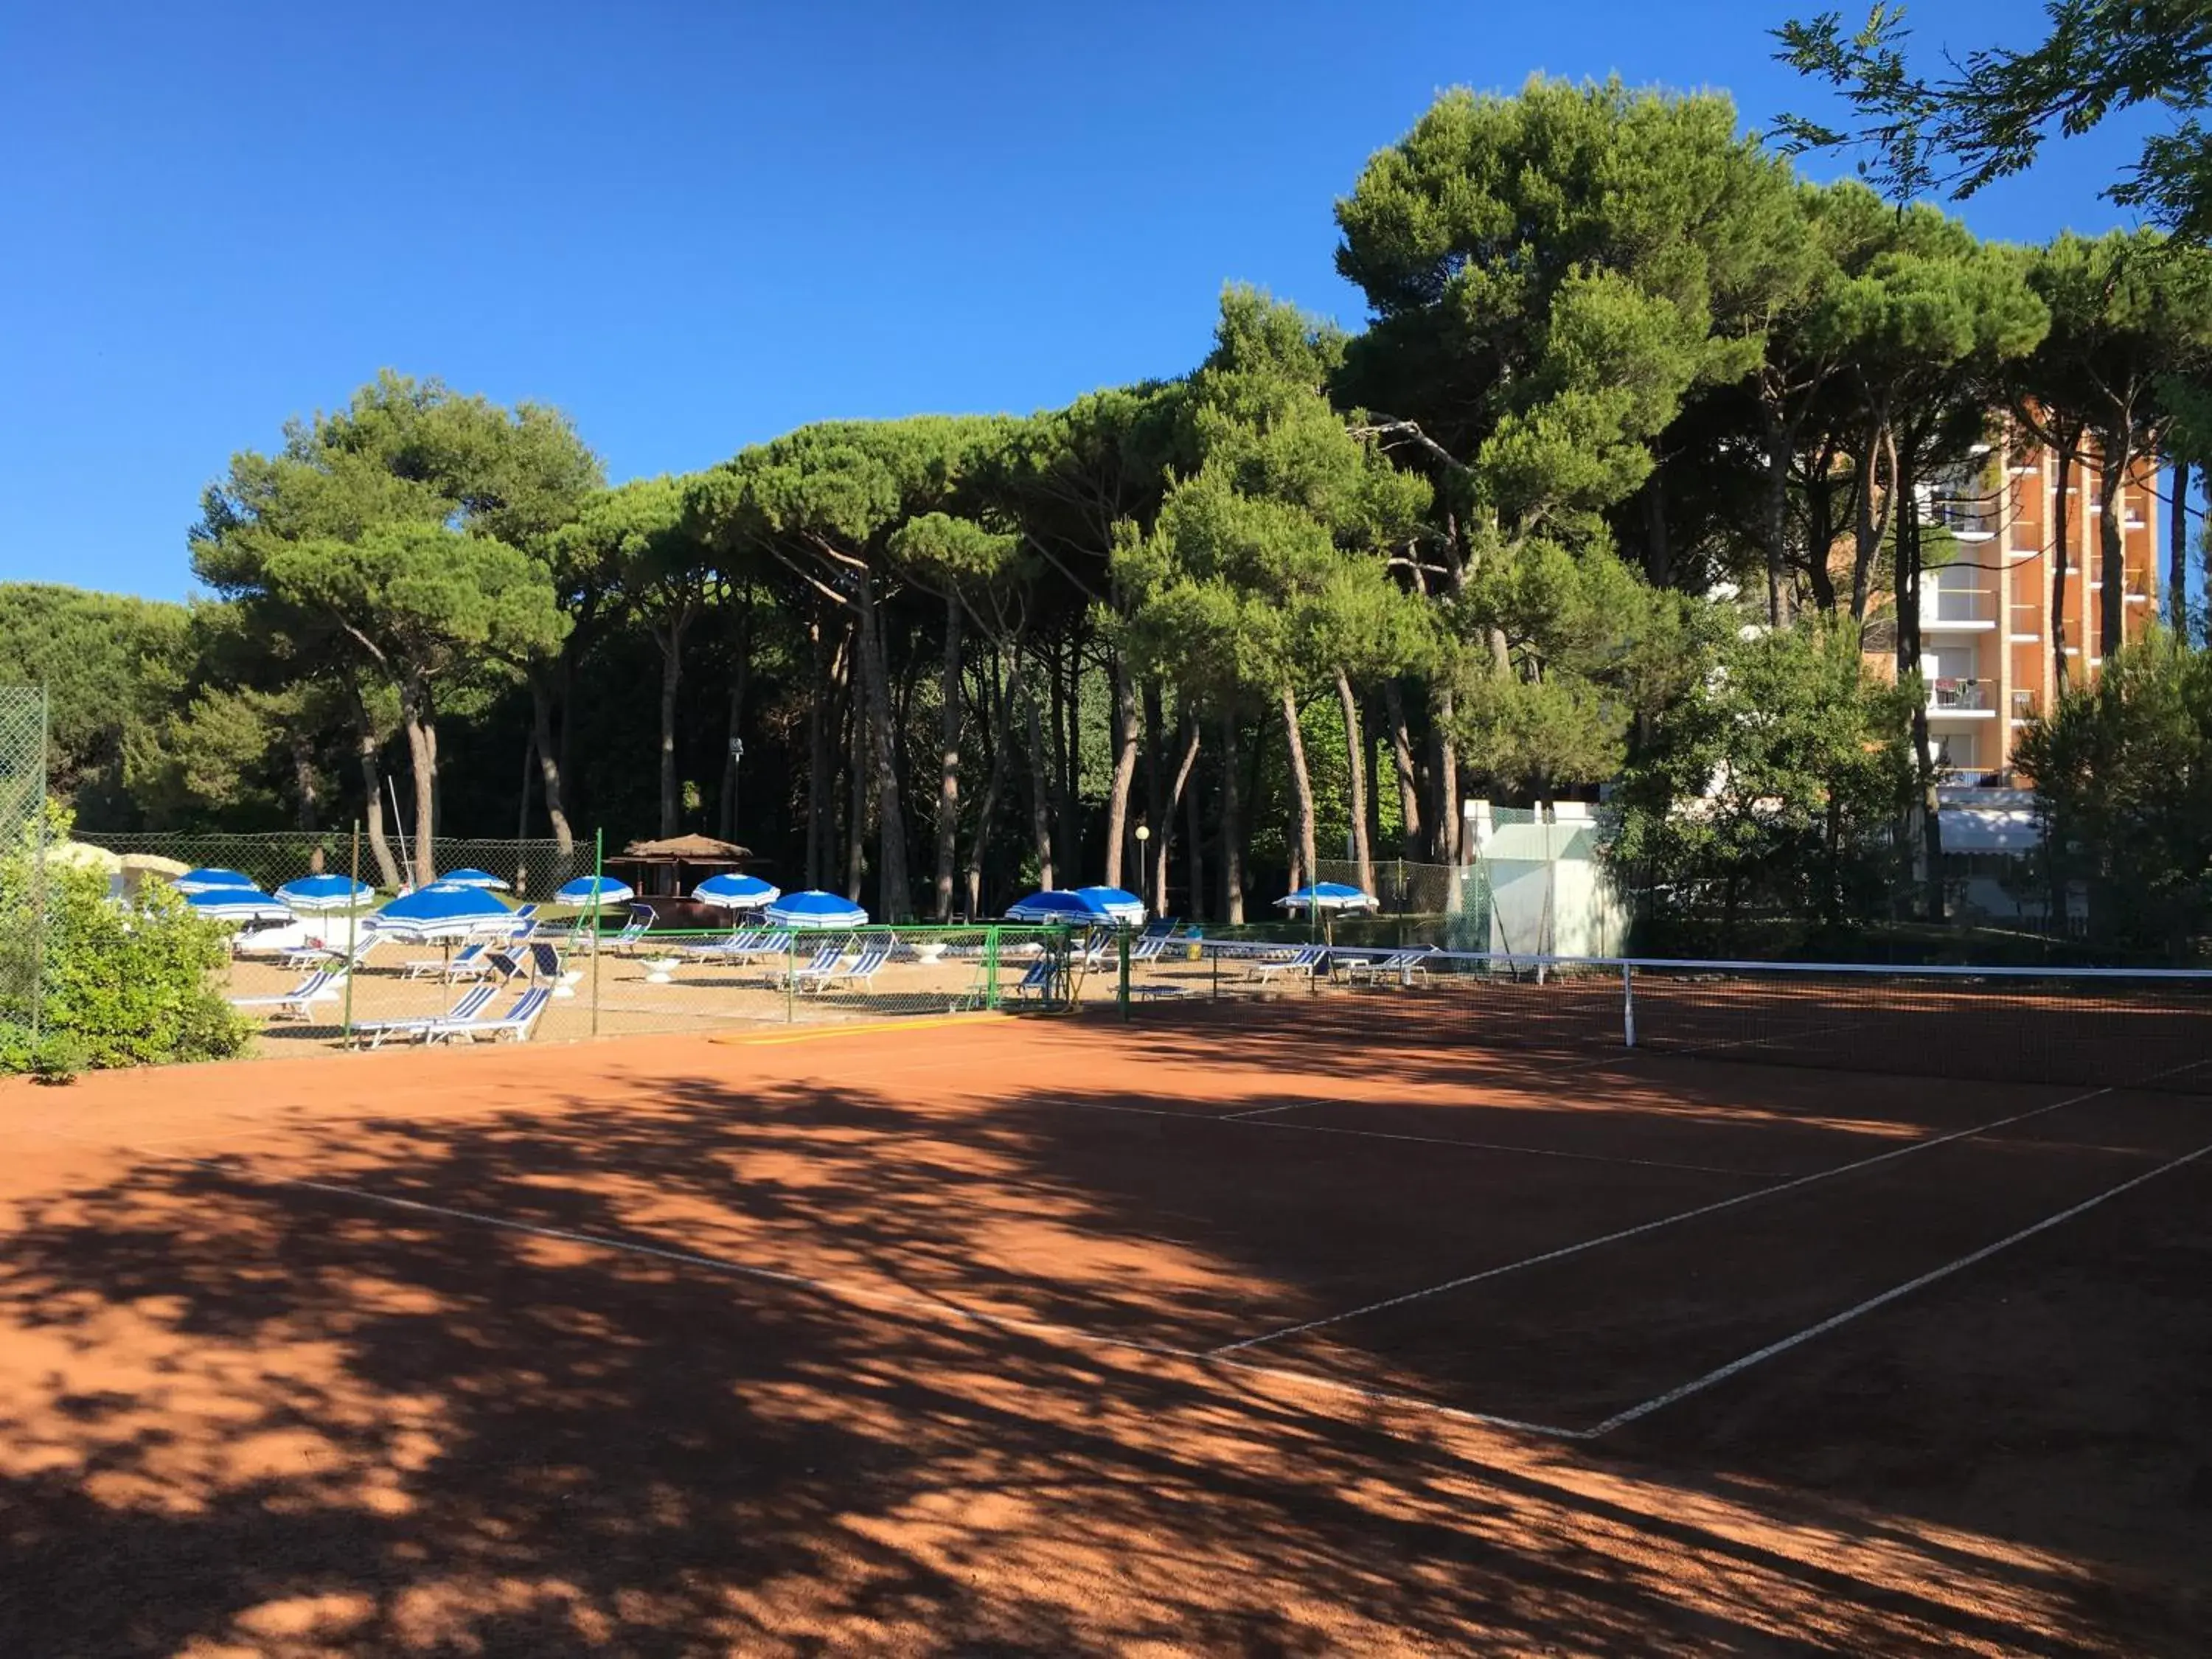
[348,983,500,1048]
[806,939,892,995]
[768,942,846,991]
[1343,947,1436,986]
[1245,945,1326,986]
[421,985,553,1045]
[229,968,348,1021]
[404,940,490,981]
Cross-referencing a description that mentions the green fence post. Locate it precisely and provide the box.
[588,827,603,1040]
[785,935,796,1024]
[984,925,1001,1010]
[1118,927,1131,1020]
[341,821,360,1046]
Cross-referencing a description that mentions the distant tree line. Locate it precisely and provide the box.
[8,77,2212,948]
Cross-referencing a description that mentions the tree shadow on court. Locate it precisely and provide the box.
[0,1057,2205,1655]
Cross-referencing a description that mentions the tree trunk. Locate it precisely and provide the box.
[1850,419,1893,621]
[1102,654,1139,889]
[1433,686,1459,863]
[525,670,575,854]
[845,695,866,904]
[1142,679,1165,850]
[1805,464,1839,614]
[1219,706,1244,923]
[516,729,534,845]
[357,734,403,890]
[653,611,692,838]
[1052,636,1079,880]
[1333,667,1373,896]
[852,577,912,919]
[397,678,437,886]
[1894,452,1943,923]
[2099,447,2126,658]
[933,593,962,921]
[1279,686,1318,896]
[1185,732,1207,923]
[1015,652,1054,889]
[1762,414,1792,626]
[964,652,1013,919]
[718,591,753,843]
[2171,457,2192,635]
[1643,470,1672,590]
[1382,679,1423,860]
[290,730,320,832]
[1158,710,1200,917]
[2053,445,2073,690]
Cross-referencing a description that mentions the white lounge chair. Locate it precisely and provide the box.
[404,940,489,981]
[1246,945,1326,986]
[807,939,893,995]
[422,985,553,1045]
[1344,947,1436,987]
[229,968,349,1021]
[770,942,846,991]
[349,983,500,1048]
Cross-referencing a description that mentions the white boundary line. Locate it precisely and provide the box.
[177,1156,1591,1441]
[1223,1101,1319,1119]
[1026,1093,1773,1178]
[1585,1133,2212,1436]
[1206,1071,2188,1357]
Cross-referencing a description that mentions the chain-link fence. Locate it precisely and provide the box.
[0,686,49,1057]
[74,830,588,903]
[212,920,1107,1052]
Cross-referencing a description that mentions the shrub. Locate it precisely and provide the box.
[0,806,253,1073]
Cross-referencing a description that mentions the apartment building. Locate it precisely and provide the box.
[1905,432,2162,784]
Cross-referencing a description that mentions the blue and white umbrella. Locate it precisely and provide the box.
[275,874,377,914]
[1006,889,1102,925]
[183,886,291,925]
[438,867,510,891]
[173,867,259,896]
[554,875,636,908]
[763,889,869,931]
[375,882,512,940]
[1276,881,1380,914]
[693,872,780,910]
[1073,885,1146,926]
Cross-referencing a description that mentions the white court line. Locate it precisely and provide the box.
[1223,1100,1323,1119]
[1207,1066,2205,1357]
[174,1155,1590,1441]
[1026,1093,1772,1178]
[1585,1133,2212,1436]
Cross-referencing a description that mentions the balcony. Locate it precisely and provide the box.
[1924,586,1996,630]
[1927,496,2000,541]
[1930,678,1996,717]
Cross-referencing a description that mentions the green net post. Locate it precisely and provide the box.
[28,686,47,1051]
[588,827,603,1039]
[341,821,360,1046]
[984,925,1001,1010]
[1117,927,1131,1020]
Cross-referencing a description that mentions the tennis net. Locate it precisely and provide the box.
[1176,947,2212,1094]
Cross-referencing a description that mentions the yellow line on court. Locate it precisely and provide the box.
[711,1013,999,1048]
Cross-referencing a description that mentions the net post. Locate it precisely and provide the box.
[1117,926,1131,1021]
[28,685,47,1051]
[342,821,360,1046]
[1621,960,1636,1049]
[588,827,603,1040]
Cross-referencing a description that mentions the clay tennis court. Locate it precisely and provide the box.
[2,1001,2208,1654]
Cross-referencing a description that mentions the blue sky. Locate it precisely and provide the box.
[0,0,2162,600]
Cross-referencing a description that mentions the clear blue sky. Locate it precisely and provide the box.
[0,0,2160,601]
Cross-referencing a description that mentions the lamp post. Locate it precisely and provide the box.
[1133,823,1151,913]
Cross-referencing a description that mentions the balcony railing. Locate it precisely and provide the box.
[1930,678,1990,712]
[1925,587,1994,624]
[1927,497,2000,538]
[2011,688,2039,719]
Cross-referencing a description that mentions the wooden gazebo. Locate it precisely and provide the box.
[604,835,754,923]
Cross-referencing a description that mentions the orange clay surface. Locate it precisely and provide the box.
[1,1008,2208,1655]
